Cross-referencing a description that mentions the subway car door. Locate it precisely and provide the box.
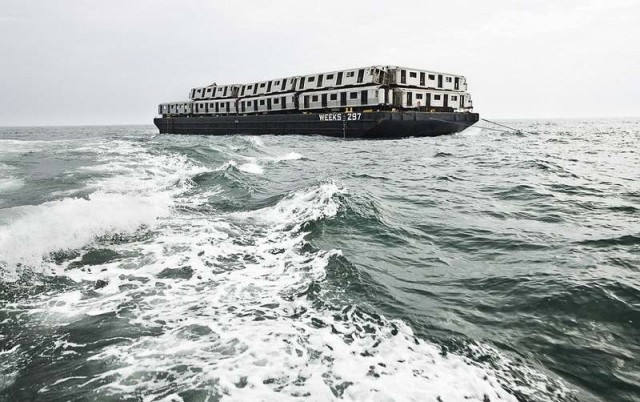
[360,90,368,105]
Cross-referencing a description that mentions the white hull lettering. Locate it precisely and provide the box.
[319,113,342,121]
[319,113,361,121]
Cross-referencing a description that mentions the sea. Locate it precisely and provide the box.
[0,119,638,402]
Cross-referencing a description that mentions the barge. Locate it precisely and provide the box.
[154,65,479,138]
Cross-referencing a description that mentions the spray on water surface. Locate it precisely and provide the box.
[0,120,639,401]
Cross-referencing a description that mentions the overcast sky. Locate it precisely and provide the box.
[1,0,638,126]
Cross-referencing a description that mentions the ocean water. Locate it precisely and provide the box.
[0,120,638,402]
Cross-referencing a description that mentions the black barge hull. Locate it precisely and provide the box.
[154,111,479,138]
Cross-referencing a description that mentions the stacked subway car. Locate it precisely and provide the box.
[154,65,479,138]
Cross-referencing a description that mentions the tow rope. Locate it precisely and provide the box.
[479,118,534,135]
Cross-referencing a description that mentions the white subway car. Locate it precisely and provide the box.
[236,66,387,98]
[193,99,238,115]
[190,87,202,100]
[159,102,193,116]
[238,93,297,114]
[392,88,473,111]
[296,66,386,92]
[239,77,298,97]
[388,67,467,91]
[190,84,240,100]
[212,85,240,99]
[298,85,387,111]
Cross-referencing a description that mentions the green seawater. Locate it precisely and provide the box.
[0,120,638,401]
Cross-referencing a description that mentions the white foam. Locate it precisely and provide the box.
[19,182,555,400]
[267,152,304,162]
[0,139,72,154]
[0,177,23,192]
[466,342,572,401]
[0,345,21,393]
[238,162,264,175]
[0,191,171,271]
[249,182,342,234]
[229,151,303,175]
[460,125,483,136]
[78,142,208,194]
[247,136,265,148]
[0,138,210,277]
[0,163,23,192]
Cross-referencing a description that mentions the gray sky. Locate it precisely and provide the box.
[1,0,638,126]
